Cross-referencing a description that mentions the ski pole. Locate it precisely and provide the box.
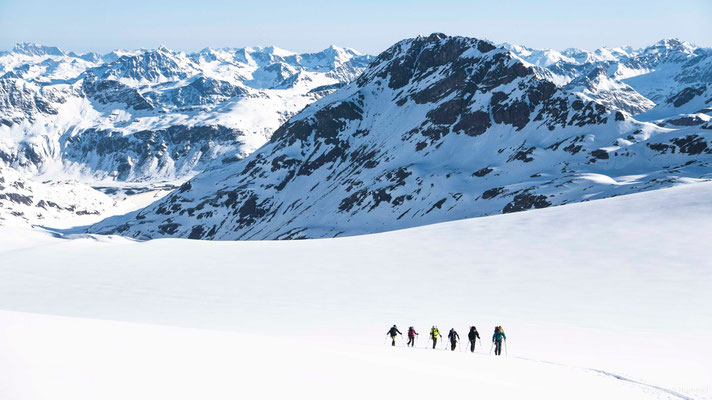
[489,341,494,355]
[504,340,508,356]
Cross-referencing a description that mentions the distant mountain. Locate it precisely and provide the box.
[0,43,372,225]
[505,38,712,120]
[0,43,373,182]
[90,34,712,240]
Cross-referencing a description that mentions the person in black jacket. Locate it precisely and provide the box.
[468,326,480,352]
[447,328,460,351]
[387,325,402,346]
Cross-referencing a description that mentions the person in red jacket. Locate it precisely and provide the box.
[407,326,418,347]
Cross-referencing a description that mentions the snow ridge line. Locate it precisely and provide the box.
[515,356,693,400]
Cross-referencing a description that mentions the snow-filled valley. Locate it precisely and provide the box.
[1,182,710,399]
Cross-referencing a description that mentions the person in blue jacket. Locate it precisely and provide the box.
[492,326,506,355]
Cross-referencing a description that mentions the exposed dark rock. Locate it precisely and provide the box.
[591,149,610,159]
[502,192,551,213]
[671,135,709,155]
[188,225,205,239]
[667,86,706,107]
[473,167,493,177]
[667,116,705,126]
[454,111,491,136]
[509,146,536,162]
[482,187,504,199]
[158,222,180,235]
[491,95,530,130]
[0,192,33,205]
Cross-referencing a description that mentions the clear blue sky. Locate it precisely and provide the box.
[1,0,711,54]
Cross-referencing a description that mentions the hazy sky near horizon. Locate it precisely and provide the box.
[1,0,711,54]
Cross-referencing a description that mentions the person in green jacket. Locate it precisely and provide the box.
[492,326,506,355]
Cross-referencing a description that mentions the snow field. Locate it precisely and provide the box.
[0,311,694,400]
[0,182,711,398]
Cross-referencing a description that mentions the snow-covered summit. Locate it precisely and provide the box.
[11,42,66,57]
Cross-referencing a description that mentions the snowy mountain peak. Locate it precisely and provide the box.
[647,38,696,54]
[504,43,575,67]
[156,45,173,54]
[318,45,360,60]
[255,45,296,58]
[11,43,65,57]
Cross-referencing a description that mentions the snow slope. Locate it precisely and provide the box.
[0,310,695,400]
[1,182,711,399]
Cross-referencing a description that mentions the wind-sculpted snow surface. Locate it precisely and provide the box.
[90,34,712,240]
[0,43,372,181]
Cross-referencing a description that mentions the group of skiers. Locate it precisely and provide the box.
[386,325,507,355]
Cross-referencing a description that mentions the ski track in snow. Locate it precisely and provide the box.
[588,368,695,400]
[514,356,695,400]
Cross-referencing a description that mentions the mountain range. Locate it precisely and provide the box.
[0,42,372,225]
[0,35,710,234]
[88,34,712,239]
